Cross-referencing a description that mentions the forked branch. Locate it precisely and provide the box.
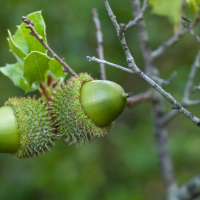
[125,0,149,31]
[161,50,200,126]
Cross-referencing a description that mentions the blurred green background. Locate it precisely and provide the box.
[0,0,200,199]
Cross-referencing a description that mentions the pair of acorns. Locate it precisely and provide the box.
[0,73,127,158]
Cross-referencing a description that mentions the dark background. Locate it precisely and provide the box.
[0,0,200,199]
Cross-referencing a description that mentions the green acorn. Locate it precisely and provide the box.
[50,73,127,145]
[0,96,55,158]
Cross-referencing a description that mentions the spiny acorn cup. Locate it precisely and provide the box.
[50,73,127,146]
[0,96,55,158]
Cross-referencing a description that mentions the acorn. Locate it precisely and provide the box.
[50,73,127,145]
[0,96,55,158]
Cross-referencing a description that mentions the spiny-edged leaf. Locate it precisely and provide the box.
[49,58,66,79]
[149,0,182,25]
[186,0,199,15]
[0,63,38,92]
[13,28,29,54]
[23,51,50,86]
[19,11,47,53]
[7,30,27,66]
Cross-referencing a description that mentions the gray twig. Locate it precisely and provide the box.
[151,1,187,60]
[151,30,187,59]
[125,0,149,31]
[182,15,200,44]
[103,0,136,70]
[87,55,200,127]
[176,174,200,200]
[101,0,200,127]
[161,50,200,126]
[86,56,133,73]
[92,9,106,80]
[22,16,77,77]
[130,0,177,197]
[152,71,177,86]
[131,0,152,75]
[129,2,177,194]
[127,91,153,107]
[152,16,200,59]
[182,50,200,103]
[193,84,200,93]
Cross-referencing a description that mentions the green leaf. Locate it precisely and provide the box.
[0,63,38,92]
[149,0,182,25]
[49,58,66,80]
[23,51,50,86]
[18,11,47,53]
[7,30,27,66]
[13,28,29,54]
[186,0,199,15]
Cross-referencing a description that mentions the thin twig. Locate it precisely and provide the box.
[130,0,177,197]
[154,125,178,200]
[152,71,177,86]
[182,15,200,44]
[151,0,186,60]
[184,99,200,106]
[151,30,187,59]
[92,9,106,80]
[182,50,200,103]
[125,0,149,31]
[130,0,152,76]
[160,110,179,126]
[151,0,185,60]
[87,56,133,73]
[102,0,200,127]
[193,84,200,93]
[87,55,200,126]
[152,16,200,59]
[161,51,200,126]
[160,100,200,126]
[102,0,200,126]
[103,1,120,33]
[127,91,153,107]
[101,1,200,200]
[103,0,136,70]
[22,16,77,77]
[176,174,200,200]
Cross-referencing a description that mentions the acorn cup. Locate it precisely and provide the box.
[0,74,127,158]
[0,96,55,158]
[50,73,127,146]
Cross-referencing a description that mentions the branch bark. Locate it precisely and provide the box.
[182,16,200,44]
[87,55,200,127]
[151,30,187,59]
[127,91,153,107]
[176,174,200,200]
[152,15,200,59]
[89,1,200,199]
[102,1,178,198]
[22,16,77,77]
[130,1,178,198]
[130,0,152,75]
[161,50,200,126]
[125,0,149,31]
[92,9,106,80]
